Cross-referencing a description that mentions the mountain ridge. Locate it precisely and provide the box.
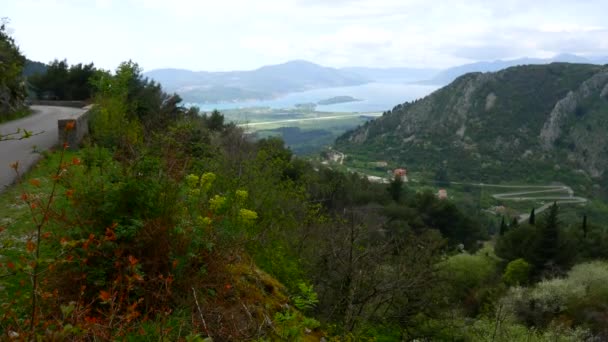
[145,55,608,104]
[144,60,370,103]
[335,63,608,198]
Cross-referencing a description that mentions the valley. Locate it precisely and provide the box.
[325,149,590,226]
[3,4,608,337]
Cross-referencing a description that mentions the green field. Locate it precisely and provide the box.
[220,107,380,155]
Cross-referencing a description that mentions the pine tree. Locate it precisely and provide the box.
[529,208,536,225]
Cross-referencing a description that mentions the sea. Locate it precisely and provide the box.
[191,81,440,113]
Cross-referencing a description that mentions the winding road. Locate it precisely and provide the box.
[0,105,86,192]
[332,150,588,222]
[451,182,588,222]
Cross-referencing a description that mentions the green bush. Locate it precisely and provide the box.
[502,258,532,286]
[502,261,608,333]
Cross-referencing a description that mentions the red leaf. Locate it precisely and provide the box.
[26,240,35,253]
[128,255,138,266]
[105,227,116,241]
[99,290,112,302]
[65,121,75,131]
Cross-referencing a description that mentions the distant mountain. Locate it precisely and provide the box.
[425,54,607,85]
[23,59,47,77]
[145,60,370,103]
[146,55,608,104]
[317,96,361,105]
[340,67,439,82]
[336,63,608,196]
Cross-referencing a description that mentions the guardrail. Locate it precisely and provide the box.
[30,100,88,108]
[57,107,92,150]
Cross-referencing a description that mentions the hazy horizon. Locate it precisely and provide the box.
[5,0,608,72]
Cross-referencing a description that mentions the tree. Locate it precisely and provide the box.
[502,258,531,286]
[511,217,519,228]
[536,202,560,268]
[0,18,27,117]
[206,109,225,131]
[582,214,588,238]
[499,217,507,236]
[434,165,450,187]
[529,208,536,225]
[412,191,486,250]
[495,224,538,263]
[387,175,403,202]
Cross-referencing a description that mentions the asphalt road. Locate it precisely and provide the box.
[0,106,86,192]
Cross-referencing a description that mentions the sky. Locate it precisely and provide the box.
[4,0,608,72]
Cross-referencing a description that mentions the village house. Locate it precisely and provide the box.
[393,168,408,182]
[437,188,448,200]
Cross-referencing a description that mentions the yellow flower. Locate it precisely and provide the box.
[189,188,201,198]
[200,172,216,192]
[239,209,258,225]
[197,216,212,226]
[236,189,248,204]
[209,195,227,212]
[185,174,199,188]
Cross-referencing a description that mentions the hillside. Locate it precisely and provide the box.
[23,59,47,77]
[145,60,369,103]
[336,63,608,197]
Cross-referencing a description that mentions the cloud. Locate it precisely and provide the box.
[4,0,608,70]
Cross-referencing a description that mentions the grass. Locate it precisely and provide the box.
[0,149,81,312]
[0,107,32,124]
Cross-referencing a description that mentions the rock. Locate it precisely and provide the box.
[485,92,497,111]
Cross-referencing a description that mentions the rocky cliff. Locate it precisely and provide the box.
[336,63,608,187]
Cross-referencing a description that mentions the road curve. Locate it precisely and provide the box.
[451,182,587,222]
[0,105,86,192]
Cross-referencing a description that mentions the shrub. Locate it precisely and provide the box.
[501,261,608,334]
[503,258,532,286]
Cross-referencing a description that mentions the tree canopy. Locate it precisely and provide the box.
[0,18,27,117]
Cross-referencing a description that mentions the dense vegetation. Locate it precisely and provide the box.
[2,27,608,340]
[27,59,99,101]
[0,19,27,122]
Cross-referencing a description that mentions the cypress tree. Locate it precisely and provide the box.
[499,216,507,236]
[511,217,519,228]
[582,214,588,238]
[387,175,403,202]
[537,202,560,267]
[529,208,536,225]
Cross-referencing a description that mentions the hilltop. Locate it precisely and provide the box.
[336,63,608,199]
